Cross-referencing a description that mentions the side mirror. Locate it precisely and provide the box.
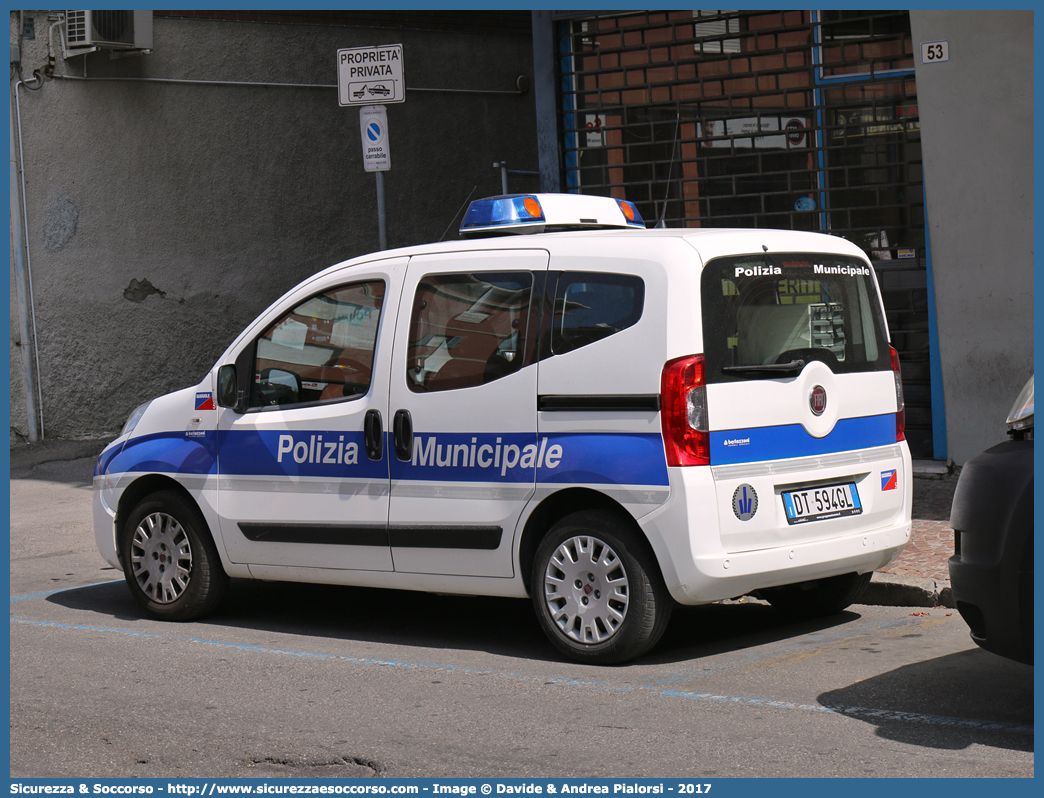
[217,364,243,412]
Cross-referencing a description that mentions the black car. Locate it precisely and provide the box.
[948,376,1034,664]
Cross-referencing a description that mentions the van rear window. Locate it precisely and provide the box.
[551,272,644,355]
[700,253,890,382]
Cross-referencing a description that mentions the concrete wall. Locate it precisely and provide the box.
[9,12,537,442]
[909,10,1034,465]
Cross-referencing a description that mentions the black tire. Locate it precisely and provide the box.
[530,510,672,664]
[760,571,872,618]
[120,490,229,621]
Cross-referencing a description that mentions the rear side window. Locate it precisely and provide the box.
[407,272,533,393]
[551,272,645,355]
[701,253,890,382]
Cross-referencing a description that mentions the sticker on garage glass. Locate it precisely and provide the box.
[732,484,758,521]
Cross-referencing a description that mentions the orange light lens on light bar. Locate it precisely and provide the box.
[523,197,543,218]
[615,199,644,226]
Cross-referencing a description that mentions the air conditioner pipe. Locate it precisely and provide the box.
[9,80,41,441]
[44,19,62,79]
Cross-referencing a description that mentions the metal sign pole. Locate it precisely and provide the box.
[359,104,391,250]
[376,171,387,251]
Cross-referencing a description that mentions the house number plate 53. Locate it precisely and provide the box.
[921,41,950,63]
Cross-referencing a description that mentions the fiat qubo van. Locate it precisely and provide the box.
[94,193,912,663]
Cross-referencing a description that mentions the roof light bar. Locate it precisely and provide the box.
[460,193,646,237]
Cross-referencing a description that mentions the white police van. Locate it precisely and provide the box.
[93,193,912,663]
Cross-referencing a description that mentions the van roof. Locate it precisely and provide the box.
[341,226,871,271]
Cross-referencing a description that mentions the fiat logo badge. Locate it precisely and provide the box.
[809,385,827,416]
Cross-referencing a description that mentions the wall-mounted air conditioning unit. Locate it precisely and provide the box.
[65,10,153,51]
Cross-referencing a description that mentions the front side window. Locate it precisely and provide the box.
[251,280,384,408]
[551,272,645,355]
[701,253,889,383]
[407,272,533,393]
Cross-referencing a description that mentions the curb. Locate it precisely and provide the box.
[9,437,115,476]
[866,572,954,608]
[911,459,953,478]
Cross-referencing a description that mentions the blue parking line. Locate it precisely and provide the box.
[10,615,1032,737]
[661,689,1033,734]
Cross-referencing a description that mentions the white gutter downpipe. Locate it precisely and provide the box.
[10,80,40,441]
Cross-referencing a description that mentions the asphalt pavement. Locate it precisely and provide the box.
[8,439,959,608]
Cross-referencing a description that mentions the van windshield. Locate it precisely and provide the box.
[700,252,890,383]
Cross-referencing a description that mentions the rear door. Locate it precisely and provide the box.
[700,252,907,553]
[386,250,549,577]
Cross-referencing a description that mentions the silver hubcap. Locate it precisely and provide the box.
[130,512,193,604]
[542,535,629,644]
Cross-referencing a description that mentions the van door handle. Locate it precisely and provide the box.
[393,409,413,462]
[364,409,383,461]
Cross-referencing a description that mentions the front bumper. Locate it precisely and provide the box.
[92,478,123,571]
[948,438,1033,664]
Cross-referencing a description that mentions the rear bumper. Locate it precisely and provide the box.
[642,442,912,604]
[678,519,909,603]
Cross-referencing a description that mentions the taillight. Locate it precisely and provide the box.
[890,346,906,441]
[661,354,710,466]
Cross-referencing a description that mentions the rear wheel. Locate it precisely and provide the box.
[531,510,672,664]
[760,571,872,617]
[120,490,228,621]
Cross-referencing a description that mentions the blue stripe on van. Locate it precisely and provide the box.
[710,414,896,466]
[101,431,217,477]
[102,420,892,481]
[100,429,670,488]
[537,432,669,486]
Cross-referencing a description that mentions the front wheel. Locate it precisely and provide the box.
[120,490,229,621]
[531,510,672,664]
[759,571,872,618]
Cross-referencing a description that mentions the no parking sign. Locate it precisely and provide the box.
[359,105,390,172]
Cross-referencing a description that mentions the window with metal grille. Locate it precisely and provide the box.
[554,9,934,457]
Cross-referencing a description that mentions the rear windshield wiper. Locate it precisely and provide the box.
[722,359,805,375]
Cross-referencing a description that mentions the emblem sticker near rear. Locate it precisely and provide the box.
[881,469,898,491]
[732,484,758,521]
